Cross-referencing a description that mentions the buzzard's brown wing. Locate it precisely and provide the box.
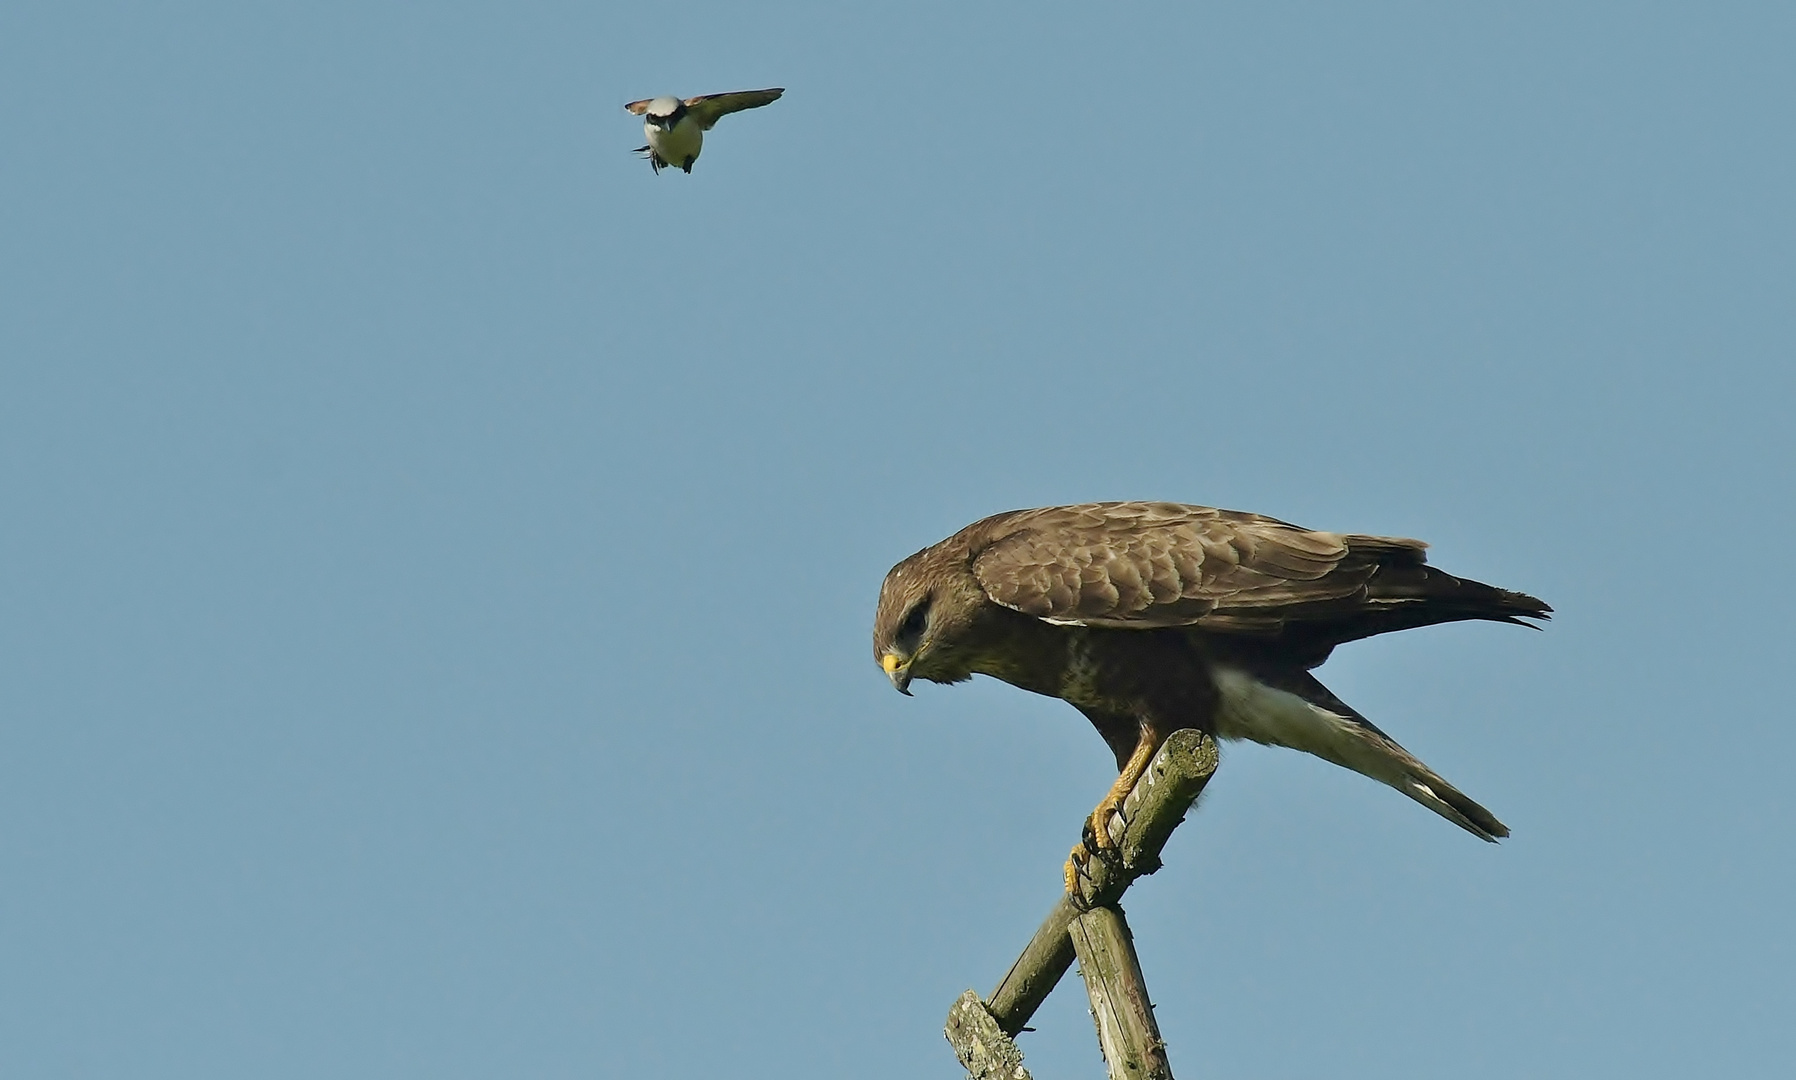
[969,502,1419,631]
[685,88,784,129]
[623,98,655,115]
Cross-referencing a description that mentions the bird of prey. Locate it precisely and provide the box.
[623,88,784,174]
[872,502,1550,892]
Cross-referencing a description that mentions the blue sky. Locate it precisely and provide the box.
[2,2,1792,1076]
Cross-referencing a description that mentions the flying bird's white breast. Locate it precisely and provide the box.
[644,114,703,168]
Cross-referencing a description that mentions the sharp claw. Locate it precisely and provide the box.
[1087,798,1123,850]
[1067,772,1142,898]
[1066,842,1126,904]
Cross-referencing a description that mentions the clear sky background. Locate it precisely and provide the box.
[3,3,1792,1077]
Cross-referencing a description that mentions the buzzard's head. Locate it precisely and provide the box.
[873,547,983,695]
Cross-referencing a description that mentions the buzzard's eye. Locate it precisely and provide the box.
[898,599,931,643]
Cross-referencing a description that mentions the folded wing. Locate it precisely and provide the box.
[970,501,1548,646]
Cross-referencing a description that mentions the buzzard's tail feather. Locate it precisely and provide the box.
[1393,765,1509,842]
[1212,667,1510,842]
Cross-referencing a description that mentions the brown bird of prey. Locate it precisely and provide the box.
[623,88,784,174]
[873,502,1549,891]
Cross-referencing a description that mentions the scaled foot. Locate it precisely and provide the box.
[1062,790,1128,895]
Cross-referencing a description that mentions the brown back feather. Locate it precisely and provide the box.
[964,502,1548,650]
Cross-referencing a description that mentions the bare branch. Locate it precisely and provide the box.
[984,730,1218,1034]
[1071,905,1173,1080]
[945,990,1033,1080]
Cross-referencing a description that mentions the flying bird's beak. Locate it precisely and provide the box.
[881,652,913,696]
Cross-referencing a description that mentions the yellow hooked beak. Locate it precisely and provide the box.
[881,652,913,696]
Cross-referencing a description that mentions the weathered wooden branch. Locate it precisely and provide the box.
[983,729,1219,1035]
[1070,905,1173,1080]
[982,893,1082,1039]
[945,990,1033,1080]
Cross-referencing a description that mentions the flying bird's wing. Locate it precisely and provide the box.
[684,87,784,129]
[969,502,1418,630]
[623,98,655,115]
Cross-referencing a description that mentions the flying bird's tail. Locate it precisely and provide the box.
[1212,666,1509,841]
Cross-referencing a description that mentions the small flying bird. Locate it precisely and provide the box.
[623,88,784,174]
[873,502,1551,894]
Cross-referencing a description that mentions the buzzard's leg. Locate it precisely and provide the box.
[1065,720,1167,893]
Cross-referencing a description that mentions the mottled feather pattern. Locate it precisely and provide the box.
[969,502,1415,628]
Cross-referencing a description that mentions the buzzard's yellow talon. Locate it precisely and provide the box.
[1066,833,1123,898]
[1087,793,1126,850]
[1066,794,1128,897]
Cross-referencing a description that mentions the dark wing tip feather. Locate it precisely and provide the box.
[1496,588,1553,624]
[1495,616,1548,631]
